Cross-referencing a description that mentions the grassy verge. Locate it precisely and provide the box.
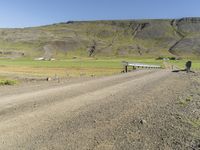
[169,59,200,70]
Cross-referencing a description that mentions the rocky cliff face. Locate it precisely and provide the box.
[0,17,200,58]
[169,18,200,56]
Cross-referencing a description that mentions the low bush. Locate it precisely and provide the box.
[0,79,17,86]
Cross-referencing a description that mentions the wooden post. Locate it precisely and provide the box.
[125,65,128,73]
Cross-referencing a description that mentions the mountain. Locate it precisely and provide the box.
[0,17,200,59]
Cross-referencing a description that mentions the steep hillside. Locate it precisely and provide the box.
[0,17,200,59]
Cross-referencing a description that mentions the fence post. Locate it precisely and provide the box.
[125,65,128,73]
[185,61,192,73]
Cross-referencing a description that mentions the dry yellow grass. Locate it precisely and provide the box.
[0,66,121,77]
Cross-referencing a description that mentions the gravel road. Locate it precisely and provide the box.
[0,70,199,150]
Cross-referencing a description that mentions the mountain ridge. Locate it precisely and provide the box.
[0,17,200,59]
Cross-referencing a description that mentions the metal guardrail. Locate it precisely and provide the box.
[122,61,161,72]
[128,63,161,68]
[122,61,161,68]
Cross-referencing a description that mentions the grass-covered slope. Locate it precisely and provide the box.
[0,17,200,59]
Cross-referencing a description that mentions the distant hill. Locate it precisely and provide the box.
[0,17,200,59]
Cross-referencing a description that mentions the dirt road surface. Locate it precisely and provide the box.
[0,70,199,150]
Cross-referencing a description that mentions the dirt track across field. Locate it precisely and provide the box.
[0,70,199,150]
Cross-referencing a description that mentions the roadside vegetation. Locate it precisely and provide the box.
[0,76,17,85]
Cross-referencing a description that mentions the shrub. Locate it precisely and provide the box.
[0,79,17,86]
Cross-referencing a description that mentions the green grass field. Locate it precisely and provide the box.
[0,57,163,77]
[0,57,163,68]
[0,58,199,78]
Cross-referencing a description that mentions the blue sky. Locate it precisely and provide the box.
[0,0,200,28]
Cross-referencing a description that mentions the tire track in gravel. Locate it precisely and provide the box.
[0,70,154,121]
[0,70,185,150]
